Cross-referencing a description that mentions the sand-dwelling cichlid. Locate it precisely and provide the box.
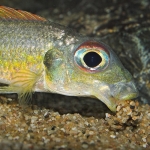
[0,6,139,111]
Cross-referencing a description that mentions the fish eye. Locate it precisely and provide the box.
[83,51,102,68]
[74,41,110,73]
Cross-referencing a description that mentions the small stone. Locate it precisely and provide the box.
[110,135,116,138]
[82,142,89,149]
[89,131,94,135]
[130,101,135,106]
[116,105,121,111]
[73,116,77,120]
[7,98,12,102]
[105,113,111,118]
[142,137,146,142]
[44,112,50,118]
[31,116,38,123]
[142,143,147,148]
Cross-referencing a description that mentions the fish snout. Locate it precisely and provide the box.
[110,81,139,101]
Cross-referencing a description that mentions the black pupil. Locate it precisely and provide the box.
[83,52,102,67]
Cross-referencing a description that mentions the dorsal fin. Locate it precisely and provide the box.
[0,6,46,21]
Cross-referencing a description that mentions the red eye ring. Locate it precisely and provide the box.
[76,41,110,54]
[74,41,110,73]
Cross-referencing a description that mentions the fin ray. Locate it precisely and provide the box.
[0,6,46,21]
[0,68,43,104]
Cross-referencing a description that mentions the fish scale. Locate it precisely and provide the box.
[0,6,139,111]
[0,19,77,80]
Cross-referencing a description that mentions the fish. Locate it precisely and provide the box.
[0,6,139,111]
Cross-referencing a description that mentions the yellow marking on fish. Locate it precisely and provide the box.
[1,65,43,104]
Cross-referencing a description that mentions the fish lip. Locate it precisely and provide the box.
[110,80,139,100]
[118,93,139,100]
[94,80,139,112]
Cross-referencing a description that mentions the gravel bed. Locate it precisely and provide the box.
[0,96,149,149]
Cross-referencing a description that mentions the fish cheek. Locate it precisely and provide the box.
[97,62,133,84]
[43,49,64,80]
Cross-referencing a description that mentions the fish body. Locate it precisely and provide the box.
[0,6,139,111]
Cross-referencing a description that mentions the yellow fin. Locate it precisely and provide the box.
[0,68,43,104]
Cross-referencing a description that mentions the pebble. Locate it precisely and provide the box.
[110,135,116,138]
[82,143,89,149]
[89,131,94,135]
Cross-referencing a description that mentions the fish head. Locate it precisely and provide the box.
[44,40,139,111]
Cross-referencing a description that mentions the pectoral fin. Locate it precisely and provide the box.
[0,68,43,104]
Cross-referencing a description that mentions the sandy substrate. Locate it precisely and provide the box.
[0,95,149,150]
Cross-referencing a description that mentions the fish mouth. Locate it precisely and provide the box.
[110,81,139,101]
[95,80,139,112]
